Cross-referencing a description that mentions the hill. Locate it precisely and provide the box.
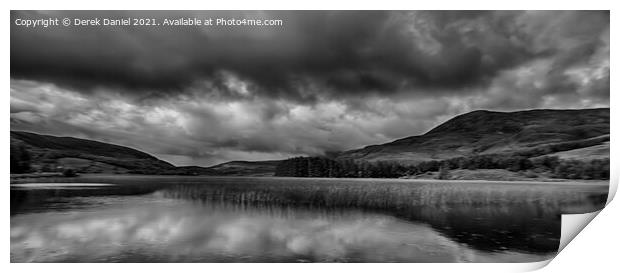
[205,160,281,176]
[10,131,276,176]
[337,108,609,164]
[10,131,175,174]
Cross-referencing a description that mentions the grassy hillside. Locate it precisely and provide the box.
[10,131,274,176]
[11,131,175,174]
[205,160,281,176]
[535,142,609,161]
[337,108,609,164]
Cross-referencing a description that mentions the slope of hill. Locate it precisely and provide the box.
[10,131,277,176]
[11,131,175,174]
[337,108,609,164]
[205,160,281,176]
[534,141,610,161]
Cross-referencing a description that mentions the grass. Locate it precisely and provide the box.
[12,175,608,217]
[542,142,609,161]
[146,177,608,215]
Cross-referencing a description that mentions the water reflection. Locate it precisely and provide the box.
[10,178,608,263]
[153,180,607,254]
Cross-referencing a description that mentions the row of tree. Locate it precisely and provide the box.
[274,154,610,180]
[552,159,610,180]
[10,144,78,177]
[275,157,410,178]
[10,144,31,174]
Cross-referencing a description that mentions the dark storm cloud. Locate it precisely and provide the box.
[11,10,562,101]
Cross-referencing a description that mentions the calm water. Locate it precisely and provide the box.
[10,176,608,263]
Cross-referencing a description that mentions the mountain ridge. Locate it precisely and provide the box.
[336,108,609,164]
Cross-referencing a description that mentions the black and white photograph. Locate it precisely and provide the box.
[9,10,611,264]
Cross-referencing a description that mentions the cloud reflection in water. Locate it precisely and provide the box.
[10,195,551,262]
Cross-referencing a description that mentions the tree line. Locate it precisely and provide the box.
[10,144,31,173]
[274,154,609,180]
[11,143,78,177]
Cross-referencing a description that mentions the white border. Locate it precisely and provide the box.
[3,1,618,272]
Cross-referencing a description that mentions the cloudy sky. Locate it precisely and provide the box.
[10,11,609,166]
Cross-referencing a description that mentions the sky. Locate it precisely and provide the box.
[10,10,609,167]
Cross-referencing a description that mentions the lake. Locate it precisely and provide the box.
[10,175,608,262]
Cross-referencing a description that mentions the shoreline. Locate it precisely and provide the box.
[9,173,610,186]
